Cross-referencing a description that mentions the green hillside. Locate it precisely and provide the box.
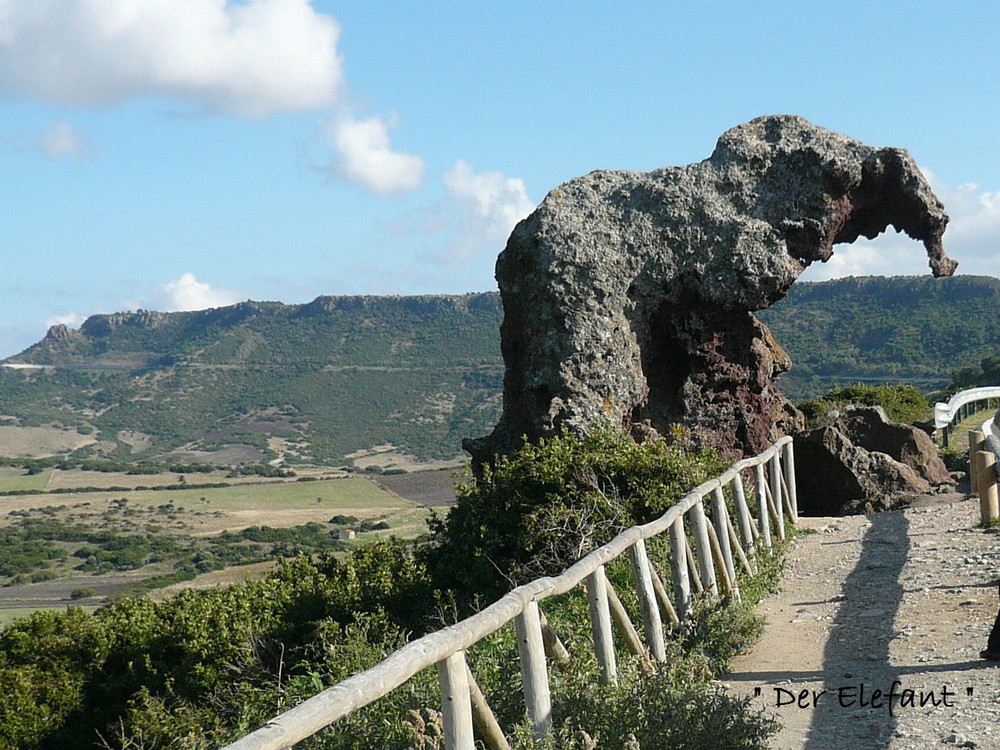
[2,276,999,466]
[759,274,1000,401]
[0,295,504,466]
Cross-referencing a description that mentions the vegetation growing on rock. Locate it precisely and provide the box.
[796,384,932,429]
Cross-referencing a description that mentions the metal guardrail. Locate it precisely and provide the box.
[222,437,798,750]
[934,387,1000,447]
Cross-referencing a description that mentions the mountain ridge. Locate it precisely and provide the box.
[2,277,998,465]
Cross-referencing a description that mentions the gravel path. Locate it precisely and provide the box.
[724,494,1000,749]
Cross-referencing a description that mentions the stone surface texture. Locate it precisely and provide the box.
[466,115,955,464]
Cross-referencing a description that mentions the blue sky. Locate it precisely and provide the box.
[1,1,998,358]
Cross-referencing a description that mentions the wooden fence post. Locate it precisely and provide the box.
[769,453,785,538]
[762,468,785,541]
[684,533,704,593]
[628,539,666,662]
[970,430,985,498]
[648,563,680,626]
[605,582,646,656]
[689,498,717,595]
[515,601,552,740]
[730,476,757,566]
[467,667,512,750]
[727,521,755,577]
[783,440,798,522]
[705,521,734,598]
[973,445,983,500]
[538,611,571,668]
[438,651,475,750]
[585,566,617,685]
[974,450,1000,523]
[712,487,738,590]
[669,516,692,620]
[754,463,772,549]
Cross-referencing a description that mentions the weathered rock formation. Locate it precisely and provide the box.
[839,406,953,487]
[465,115,956,465]
[794,407,954,515]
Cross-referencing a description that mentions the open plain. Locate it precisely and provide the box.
[0,465,451,627]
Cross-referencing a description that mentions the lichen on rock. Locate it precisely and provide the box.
[466,114,955,465]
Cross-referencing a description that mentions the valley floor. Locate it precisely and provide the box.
[0,466,461,627]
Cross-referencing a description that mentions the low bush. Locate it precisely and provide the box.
[798,383,931,427]
[422,425,726,607]
[520,649,777,750]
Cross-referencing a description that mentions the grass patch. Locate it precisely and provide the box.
[0,604,100,628]
[0,476,406,514]
[44,469,230,492]
[0,467,51,493]
[122,477,406,511]
[941,407,997,458]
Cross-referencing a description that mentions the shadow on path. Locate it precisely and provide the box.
[804,511,909,749]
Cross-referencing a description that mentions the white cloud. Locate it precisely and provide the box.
[36,121,90,160]
[0,1,428,196]
[0,0,342,117]
[440,159,535,263]
[801,170,1000,280]
[327,114,425,194]
[145,273,240,312]
[44,311,84,328]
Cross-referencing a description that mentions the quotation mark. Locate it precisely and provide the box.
[754,687,762,697]
[967,687,974,697]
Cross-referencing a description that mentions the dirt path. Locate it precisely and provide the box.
[724,493,1000,750]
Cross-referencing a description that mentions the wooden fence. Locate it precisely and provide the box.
[222,436,798,750]
[970,419,1000,524]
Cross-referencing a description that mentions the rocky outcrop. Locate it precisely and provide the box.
[794,407,954,515]
[80,309,169,337]
[466,114,955,464]
[44,324,72,343]
[839,406,953,486]
[794,425,928,515]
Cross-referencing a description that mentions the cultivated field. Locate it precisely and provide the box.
[0,425,95,456]
[0,466,454,628]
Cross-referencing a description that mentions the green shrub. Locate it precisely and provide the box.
[0,608,106,750]
[516,650,778,750]
[798,383,931,427]
[422,425,726,607]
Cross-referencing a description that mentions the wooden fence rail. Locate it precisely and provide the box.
[221,437,797,750]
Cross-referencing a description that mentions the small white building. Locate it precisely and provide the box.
[338,529,356,541]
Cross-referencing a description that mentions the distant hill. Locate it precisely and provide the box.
[2,276,998,465]
[759,274,1000,400]
[1,294,504,466]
